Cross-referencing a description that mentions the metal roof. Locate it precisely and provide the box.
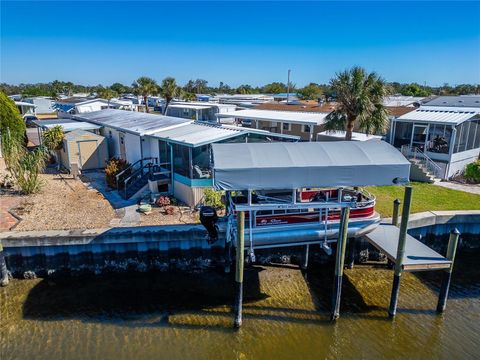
[212,141,411,190]
[167,104,213,110]
[396,106,480,125]
[73,109,192,135]
[148,122,244,147]
[221,125,300,141]
[33,119,102,132]
[64,129,104,141]
[317,131,382,141]
[423,95,480,108]
[383,96,426,107]
[15,101,36,107]
[216,109,329,125]
[171,101,236,109]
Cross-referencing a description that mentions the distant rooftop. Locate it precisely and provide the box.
[386,106,416,117]
[383,96,426,107]
[423,95,480,108]
[216,109,330,125]
[56,97,92,104]
[255,101,336,113]
[32,119,101,132]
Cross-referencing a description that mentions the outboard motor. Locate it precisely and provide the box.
[199,206,219,244]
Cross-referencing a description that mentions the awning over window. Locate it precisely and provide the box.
[212,141,411,190]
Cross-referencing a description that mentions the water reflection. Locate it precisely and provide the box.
[1,252,479,360]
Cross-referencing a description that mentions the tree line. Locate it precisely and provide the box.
[2,78,478,102]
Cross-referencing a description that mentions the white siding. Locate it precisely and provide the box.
[448,148,480,178]
[125,132,142,164]
[76,101,108,113]
[173,181,207,207]
[100,127,121,159]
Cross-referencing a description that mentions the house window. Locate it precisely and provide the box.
[282,123,291,131]
[393,122,413,147]
[303,125,311,133]
[172,143,191,178]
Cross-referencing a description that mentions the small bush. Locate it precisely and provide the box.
[465,160,480,184]
[105,158,130,189]
[156,195,171,207]
[203,188,224,209]
[42,125,64,151]
[164,206,175,215]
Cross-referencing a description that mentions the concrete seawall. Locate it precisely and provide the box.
[1,211,479,278]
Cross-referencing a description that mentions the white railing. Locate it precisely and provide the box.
[401,145,442,179]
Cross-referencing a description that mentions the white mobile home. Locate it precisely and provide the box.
[23,97,55,114]
[15,101,36,116]
[165,102,237,122]
[73,109,192,164]
[75,109,299,205]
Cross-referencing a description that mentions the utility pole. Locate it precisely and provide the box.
[287,69,291,104]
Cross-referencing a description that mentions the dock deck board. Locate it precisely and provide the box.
[365,224,452,271]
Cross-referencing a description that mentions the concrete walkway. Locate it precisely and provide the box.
[433,180,480,195]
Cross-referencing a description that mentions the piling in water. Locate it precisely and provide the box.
[346,238,355,269]
[437,228,460,313]
[234,211,245,328]
[301,244,310,270]
[388,186,413,317]
[331,207,350,321]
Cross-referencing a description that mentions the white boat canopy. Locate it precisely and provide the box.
[212,141,411,190]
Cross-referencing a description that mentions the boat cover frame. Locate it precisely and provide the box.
[211,141,411,191]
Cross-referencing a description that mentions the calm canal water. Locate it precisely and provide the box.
[1,251,479,360]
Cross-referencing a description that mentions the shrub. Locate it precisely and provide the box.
[156,195,171,207]
[203,188,224,209]
[164,206,174,215]
[464,160,480,184]
[42,125,64,151]
[2,127,47,194]
[105,158,130,189]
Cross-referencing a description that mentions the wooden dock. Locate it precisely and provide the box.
[365,224,452,271]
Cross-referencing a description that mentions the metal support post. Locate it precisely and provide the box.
[437,228,460,313]
[331,207,350,321]
[234,211,245,328]
[388,186,413,317]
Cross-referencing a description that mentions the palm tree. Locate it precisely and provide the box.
[325,66,390,140]
[98,88,118,108]
[132,77,158,113]
[160,77,181,113]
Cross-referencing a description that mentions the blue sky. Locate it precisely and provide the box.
[1,1,479,87]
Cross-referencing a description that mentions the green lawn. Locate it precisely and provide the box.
[365,182,480,217]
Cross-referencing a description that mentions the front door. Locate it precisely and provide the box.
[119,132,126,160]
[411,125,428,151]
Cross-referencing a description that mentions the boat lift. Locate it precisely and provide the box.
[210,141,458,327]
